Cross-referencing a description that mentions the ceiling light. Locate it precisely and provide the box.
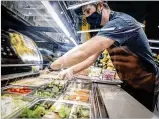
[148,40,159,43]
[77,27,116,33]
[150,47,159,50]
[35,41,47,42]
[41,1,78,46]
[67,0,98,10]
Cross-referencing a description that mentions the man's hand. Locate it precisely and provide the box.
[58,68,73,80]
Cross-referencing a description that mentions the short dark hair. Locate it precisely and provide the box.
[103,2,109,9]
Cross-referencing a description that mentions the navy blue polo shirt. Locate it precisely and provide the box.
[97,11,159,82]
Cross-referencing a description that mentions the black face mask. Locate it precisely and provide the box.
[86,11,102,28]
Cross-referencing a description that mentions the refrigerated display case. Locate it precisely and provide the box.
[1,1,158,119]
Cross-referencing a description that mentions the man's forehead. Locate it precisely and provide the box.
[82,4,96,13]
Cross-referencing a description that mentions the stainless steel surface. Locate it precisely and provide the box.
[92,79,123,85]
[98,84,158,118]
[68,80,92,90]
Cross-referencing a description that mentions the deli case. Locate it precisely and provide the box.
[1,1,158,119]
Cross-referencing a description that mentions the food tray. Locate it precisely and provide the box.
[68,81,92,90]
[2,85,35,96]
[42,101,73,118]
[10,78,52,87]
[75,75,122,85]
[67,88,91,96]
[1,93,35,119]
[29,80,68,99]
[59,92,90,104]
[12,99,56,118]
[69,104,91,118]
[92,78,123,85]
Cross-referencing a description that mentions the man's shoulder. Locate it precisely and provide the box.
[107,11,140,30]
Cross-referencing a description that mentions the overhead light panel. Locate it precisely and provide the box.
[148,40,159,43]
[35,41,47,43]
[41,1,78,46]
[67,0,98,10]
[150,47,159,50]
[77,27,116,33]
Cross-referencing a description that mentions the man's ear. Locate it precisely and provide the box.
[97,2,104,11]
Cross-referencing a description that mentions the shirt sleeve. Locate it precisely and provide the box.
[97,17,140,45]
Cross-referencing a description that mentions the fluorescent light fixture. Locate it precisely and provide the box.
[148,40,159,43]
[150,47,159,50]
[67,0,98,10]
[41,1,78,46]
[138,22,145,28]
[35,41,47,42]
[77,22,145,34]
[77,27,116,33]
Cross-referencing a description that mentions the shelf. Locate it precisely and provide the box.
[148,40,159,43]
[150,47,159,50]
[1,72,40,81]
[1,64,41,67]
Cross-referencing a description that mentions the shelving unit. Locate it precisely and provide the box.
[1,72,40,81]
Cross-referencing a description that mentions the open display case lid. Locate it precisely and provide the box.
[1,1,78,45]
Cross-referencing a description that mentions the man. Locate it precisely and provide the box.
[50,1,159,111]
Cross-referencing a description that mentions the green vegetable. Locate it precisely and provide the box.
[20,104,51,118]
[72,106,90,118]
[49,105,56,112]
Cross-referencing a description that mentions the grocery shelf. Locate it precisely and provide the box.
[150,47,159,50]
[148,40,159,43]
[1,64,41,67]
[1,72,40,81]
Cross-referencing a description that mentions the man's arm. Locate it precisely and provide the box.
[71,52,102,74]
[51,36,114,70]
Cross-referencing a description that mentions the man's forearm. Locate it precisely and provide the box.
[51,36,114,70]
[71,52,101,74]
[51,45,88,70]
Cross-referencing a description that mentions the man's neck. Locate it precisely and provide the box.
[101,9,110,26]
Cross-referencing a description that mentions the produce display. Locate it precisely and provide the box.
[10,78,51,87]
[20,100,55,118]
[34,80,66,98]
[42,103,72,118]
[71,105,90,118]
[5,86,32,95]
[2,75,92,118]
[63,94,89,103]
[1,94,29,119]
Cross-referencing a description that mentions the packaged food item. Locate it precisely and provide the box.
[102,70,115,80]
[89,66,102,77]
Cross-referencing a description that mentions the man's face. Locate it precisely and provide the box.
[82,5,97,17]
